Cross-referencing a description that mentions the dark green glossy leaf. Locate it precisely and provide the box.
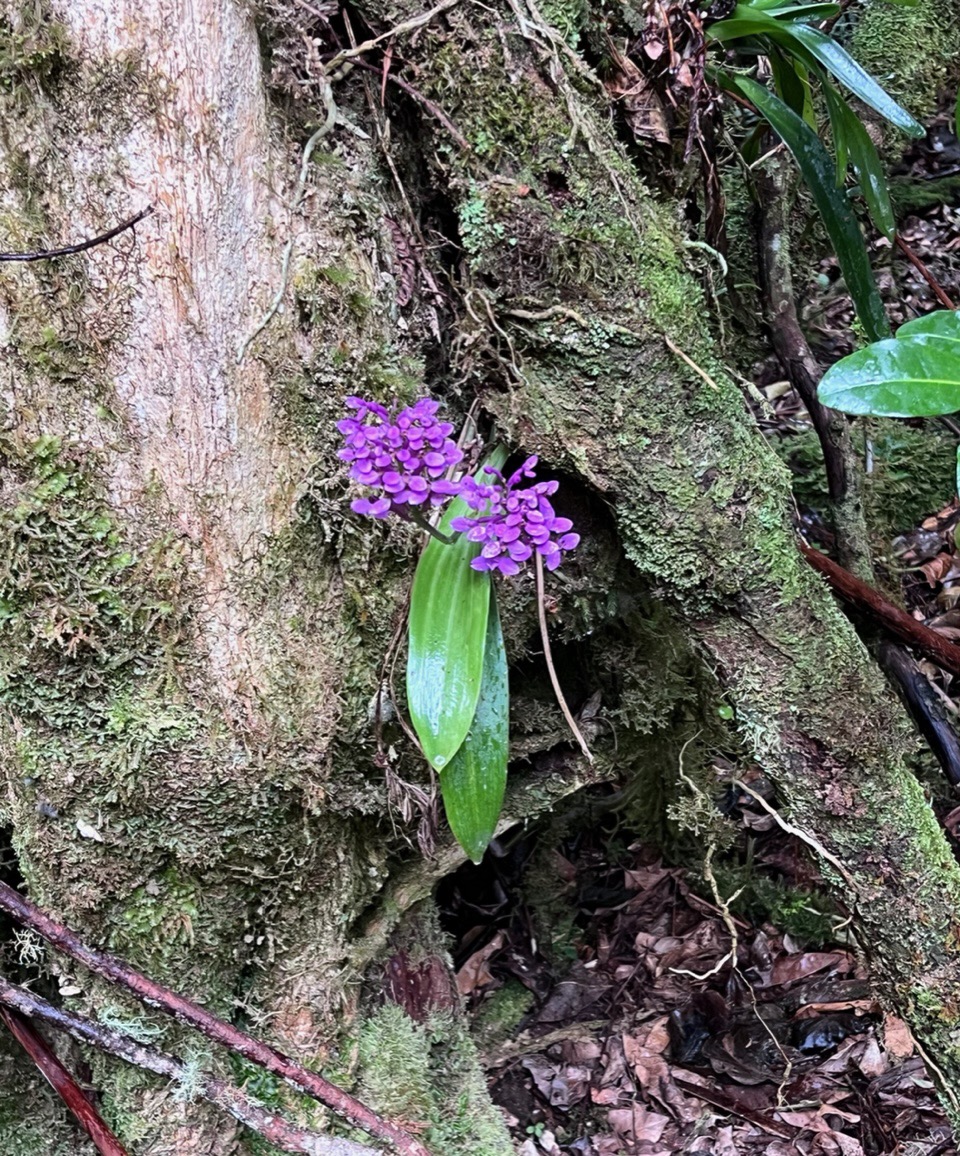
[726,74,890,342]
[440,588,509,864]
[820,75,895,238]
[820,74,849,182]
[897,310,960,342]
[706,6,784,41]
[784,24,924,137]
[770,47,814,127]
[818,311,960,415]
[764,2,840,18]
[407,447,507,771]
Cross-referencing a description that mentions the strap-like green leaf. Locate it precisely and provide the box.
[770,47,815,128]
[407,447,507,771]
[783,24,924,138]
[820,76,895,239]
[725,74,890,342]
[440,588,509,863]
[818,311,960,416]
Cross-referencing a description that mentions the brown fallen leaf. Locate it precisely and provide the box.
[456,930,504,996]
[882,1012,915,1059]
[607,1103,670,1143]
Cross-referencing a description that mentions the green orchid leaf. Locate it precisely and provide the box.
[440,587,509,863]
[770,47,815,127]
[764,2,841,18]
[706,5,785,41]
[818,311,960,415]
[725,74,890,342]
[820,75,895,239]
[783,24,924,138]
[407,446,507,771]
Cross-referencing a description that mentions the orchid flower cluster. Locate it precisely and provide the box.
[338,396,579,575]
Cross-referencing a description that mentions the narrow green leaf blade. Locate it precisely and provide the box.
[770,47,815,127]
[764,3,840,18]
[820,75,895,238]
[784,24,924,137]
[440,589,509,863]
[407,448,507,770]
[727,75,890,341]
[820,71,851,183]
[818,334,960,416]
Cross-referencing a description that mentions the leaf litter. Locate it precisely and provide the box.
[444,807,955,1155]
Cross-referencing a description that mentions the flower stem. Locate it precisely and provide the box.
[406,508,458,545]
[535,553,594,763]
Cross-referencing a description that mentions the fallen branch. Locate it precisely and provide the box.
[895,234,957,311]
[0,1004,130,1156]
[0,977,377,1156]
[0,206,153,263]
[799,540,960,679]
[0,880,432,1156]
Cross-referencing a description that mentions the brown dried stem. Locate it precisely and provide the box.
[895,234,957,311]
[0,880,432,1156]
[0,977,377,1156]
[0,1003,131,1156]
[535,552,593,763]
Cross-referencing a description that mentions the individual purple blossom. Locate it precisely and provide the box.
[451,456,580,576]
[338,396,463,519]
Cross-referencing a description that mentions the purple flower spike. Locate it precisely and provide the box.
[450,454,580,576]
[338,396,464,519]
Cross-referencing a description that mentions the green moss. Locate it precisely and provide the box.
[471,980,535,1052]
[355,1004,513,1155]
[849,0,960,126]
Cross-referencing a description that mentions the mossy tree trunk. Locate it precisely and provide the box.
[1,0,960,1151]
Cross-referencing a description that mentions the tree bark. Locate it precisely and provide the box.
[1,0,960,1150]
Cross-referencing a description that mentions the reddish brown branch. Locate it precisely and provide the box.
[895,234,957,311]
[0,1005,130,1156]
[0,978,377,1156]
[0,881,431,1156]
[800,541,960,678]
[0,206,153,263]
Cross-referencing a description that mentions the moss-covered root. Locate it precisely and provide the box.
[344,0,960,1126]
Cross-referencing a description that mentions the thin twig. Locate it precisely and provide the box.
[895,234,957,311]
[324,0,462,73]
[349,60,469,149]
[0,978,378,1156]
[0,1004,131,1156]
[534,553,593,762]
[0,881,432,1156]
[0,206,153,263]
[733,779,857,890]
[664,335,719,390]
[236,89,338,364]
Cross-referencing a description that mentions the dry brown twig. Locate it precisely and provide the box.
[0,880,432,1156]
[0,977,377,1156]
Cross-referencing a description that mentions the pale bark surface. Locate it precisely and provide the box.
[1,0,960,1152]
